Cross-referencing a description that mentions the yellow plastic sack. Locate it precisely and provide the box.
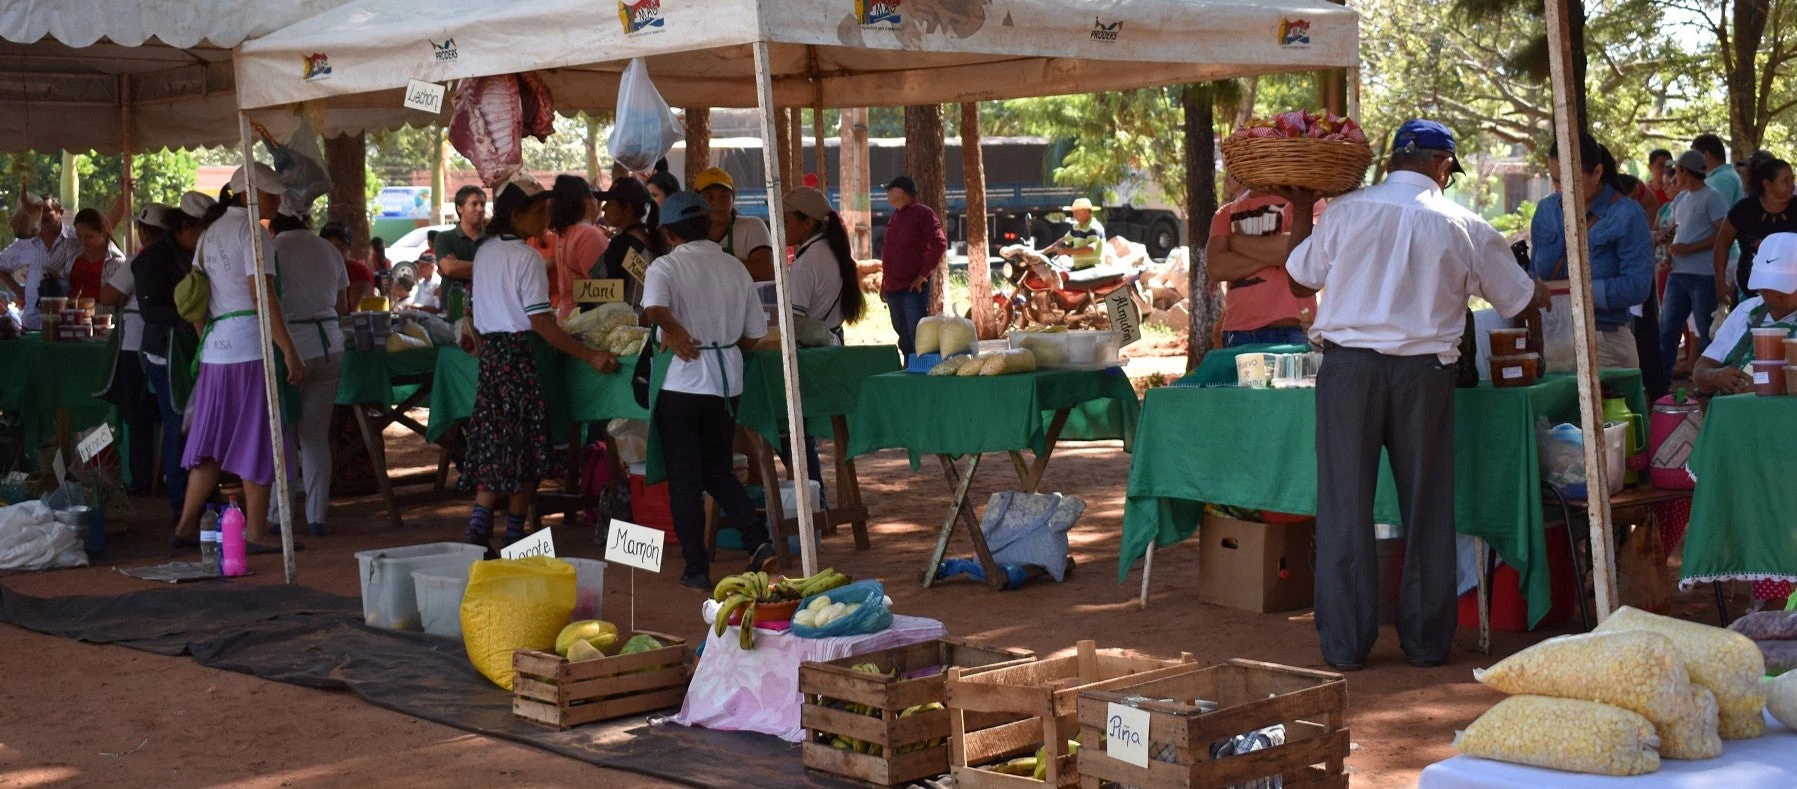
[461,556,577,690]
[1594,605,1767,739]
[1455,696,1660,776]
[1475,630,1721,758]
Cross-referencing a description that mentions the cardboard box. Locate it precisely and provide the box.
[1198,513,1315,613]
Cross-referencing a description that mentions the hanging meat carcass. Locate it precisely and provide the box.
[516,71,556,142]
[447,72,557,188]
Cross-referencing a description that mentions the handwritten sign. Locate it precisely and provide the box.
[572,278,625,304]
[604,519,665,572]
[77,423,114,464]
[1106,702,1151,768]
[1105,289,1143,345]
[403,79,446,114]
[499,528,556,559]
[621,248,651,282]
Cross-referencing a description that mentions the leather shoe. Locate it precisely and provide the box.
[678,572,712,591]
[1406,657,1446,668]
[1324,660,1363,672]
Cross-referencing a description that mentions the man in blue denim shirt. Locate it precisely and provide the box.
[1529,133,1656,368]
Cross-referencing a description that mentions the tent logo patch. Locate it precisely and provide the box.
[1090,18,1122,42]
[856,0,903,26]
[619,0,667,34]
[1279,18,1311,47]
[302,53,332,81]
[432,39,458,62]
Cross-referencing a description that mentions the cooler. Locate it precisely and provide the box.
[1457,528,1575,632]
[627,463,676,543]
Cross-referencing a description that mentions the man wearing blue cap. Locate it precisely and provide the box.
[1280,119,1549,671]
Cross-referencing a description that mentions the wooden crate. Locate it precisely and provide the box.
[1074,659,1347,789]
[945,640,1198,788]
[512,631,691,729]
[800,637,1036,787]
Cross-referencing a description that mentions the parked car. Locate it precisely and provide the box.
[384,223,453,284]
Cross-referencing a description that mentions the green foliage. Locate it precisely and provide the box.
[1490,199,1537,236]
[986,89,1187,205]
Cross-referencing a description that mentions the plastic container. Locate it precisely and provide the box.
[1648,391,1701,490]
[562,556,608,622]
[1489,353,1540,388]
[1539,422,1628,499]
[1751,359,1786,396]
[412,565,472,639]
[626,463,677,542]
[1785,338,1797,366]
[354,542,487,631]
[1007,330,1122,371]
[220,498,247,577]
[1752,327,1789,360]
[1488,328,1530,355]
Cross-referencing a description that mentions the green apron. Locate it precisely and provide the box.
[1720,303,1797,367]
[642,341,737,485]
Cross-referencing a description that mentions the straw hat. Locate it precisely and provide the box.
[1062,197,1101,213]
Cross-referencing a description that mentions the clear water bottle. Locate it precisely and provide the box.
[199,506,221,576]
[220,497,248,577]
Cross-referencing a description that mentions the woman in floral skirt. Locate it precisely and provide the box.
[463,177,616,554]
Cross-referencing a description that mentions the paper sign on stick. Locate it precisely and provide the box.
[573,278,625,303]
[500,528,556,559]
[403,79,446,113]
[1105,289,1142,345]
[605,520,665,572]
[1106,702,1151,768]
[621,248,651,282]
[77,424,114,464]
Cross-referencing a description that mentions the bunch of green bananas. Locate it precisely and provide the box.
[714,572,775,650]
[893,702,946,754]
[774,568,852,600]
[712,571,773,603]
[988,739,1079,781]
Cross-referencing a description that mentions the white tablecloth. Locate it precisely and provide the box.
[1420,712,1796,787]
[671,610,947,742]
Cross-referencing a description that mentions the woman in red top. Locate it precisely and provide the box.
[68,209,123,299]
[321,222,377,305]
[548,175,608,319]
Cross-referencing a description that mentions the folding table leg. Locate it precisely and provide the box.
[925,454,1003,590]
[1138,542,1155,610]
[1476,538,1491,655]
[1023,408,1071,493]
[352,405,404,530]
[830,415,870,551]
[746,430,790,570]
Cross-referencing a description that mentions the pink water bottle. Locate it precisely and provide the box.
[220,497,248,577]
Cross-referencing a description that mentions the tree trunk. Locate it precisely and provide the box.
[683,108,711,186]
[813,106,829,190]
[788,108,807,188]
[840,108,873,259]
[1233,76,1259,131]
[324,132,370,258]
[904,104,947,315]
[1728,0,1771,157]
[961,103,994,338]
[1569,0,1589,130]
[1182,84,1219,372]
[585,114,602,183]
[775,109,794,192]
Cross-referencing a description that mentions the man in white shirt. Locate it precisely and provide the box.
[0,194,79,330]
[643,191,775,589]
[1694,232,1797,392]
[408,258,442,313]
[1283,119,1548,671]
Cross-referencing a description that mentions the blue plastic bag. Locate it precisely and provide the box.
[789,579,893,638]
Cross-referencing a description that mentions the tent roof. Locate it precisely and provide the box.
[0,0,377,152]
[236,0,1357,113]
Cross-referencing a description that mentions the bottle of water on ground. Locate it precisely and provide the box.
[220,498,247,577]
[200,506,221,576]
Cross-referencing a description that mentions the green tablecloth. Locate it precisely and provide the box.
[847,369,1141,468]
[335,347,439,406]
[426,347,479,442]
[1681,394,1797,589]
[1121,370,1644,627]
[0,334,116,463]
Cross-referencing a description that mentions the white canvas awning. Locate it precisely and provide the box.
[236,0,1358,113]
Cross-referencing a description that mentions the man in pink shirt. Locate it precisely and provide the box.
[1206,176,1318,347]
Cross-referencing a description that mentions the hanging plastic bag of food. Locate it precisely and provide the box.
[257,118,332,217]
[608,58,683,173]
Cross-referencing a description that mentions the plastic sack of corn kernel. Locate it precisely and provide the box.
[1595,605,1766,739]
[461,556,576,690]
[1455,696,1660,776]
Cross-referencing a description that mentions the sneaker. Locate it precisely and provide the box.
[744,543,777,574]
[678,572,712,591]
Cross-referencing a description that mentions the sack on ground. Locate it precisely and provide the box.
[789,579,892,638]
[1595,605,1765,739]
[460,556,576,690]
[1455,695,1660,776]
[1731,610,1797,641]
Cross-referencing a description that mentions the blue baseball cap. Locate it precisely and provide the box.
[661,190,708,225]
[1392,119,1465,173]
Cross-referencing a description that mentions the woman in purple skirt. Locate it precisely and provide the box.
[170,163,305,554]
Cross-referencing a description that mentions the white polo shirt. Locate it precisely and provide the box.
[789,232,845,330]
[106,260,144,352]
[272,231,350,360]
[1287,171,1537,363]
[643,239,768,397]
[196,207,276,365]
[472,235,553,333]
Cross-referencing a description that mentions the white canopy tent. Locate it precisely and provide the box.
[236,0,1359,578]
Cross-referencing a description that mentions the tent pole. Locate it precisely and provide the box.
[119,75,135,254]
[1545,0,1615,619]
[238,111,298,585]
[752,40,817,578]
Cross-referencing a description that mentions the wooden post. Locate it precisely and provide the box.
[683,108,711,186]
[788,108,806,188]
[813,105,828,191]
[751,40,818,578]
[1545,0,1617,619]
[1182,84,1220,371]
[238,113,297,585]
[324,132,371,258]
[119,75,135,254]
[430,126,447,224]
[904,105,947,314]
[961,103,994,337]
[840,108,872,259]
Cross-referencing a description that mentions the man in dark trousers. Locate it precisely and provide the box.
[1280,119,1548,671]
[879,175,947,363]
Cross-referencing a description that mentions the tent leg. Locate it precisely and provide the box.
[751,39,816,578]
[1138,542,1155,610]
[238,112,297,584]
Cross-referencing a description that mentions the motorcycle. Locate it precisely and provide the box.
[992,244,1147,331]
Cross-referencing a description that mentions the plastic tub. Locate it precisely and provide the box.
[412,565,472,639]
[355,542,486,631]
[1752,359,1786,396]
[1488,353,1540,388]
[1751,328,1789,360]
[1488,328,1529,355]
[1006,330,1121,371]
[561,556,607,621]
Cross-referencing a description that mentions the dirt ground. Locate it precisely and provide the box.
[0,419,1736,788]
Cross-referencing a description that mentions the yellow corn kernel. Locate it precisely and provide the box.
[1594,606,1767,739]
[1456,696,1660,776]
[1476,630,1693,727]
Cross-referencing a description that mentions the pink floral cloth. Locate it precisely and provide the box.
[671,611,946,742]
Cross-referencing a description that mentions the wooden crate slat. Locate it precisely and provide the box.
[558,664,690,700]
[1280,766,1349,789]
[1076,747,1195,787]
[512,675,568,705]
[511,633,692,729]
[803,702,896,747]
[512,649,569,678]
[960,716,1048,766]
[801,663,894,709]
[559,642,688,680]
[954,762,1080,789]
[1050,662,1204,717]
[555,685,691,729]
[1187,729,1349,788]
[803,740,951,787]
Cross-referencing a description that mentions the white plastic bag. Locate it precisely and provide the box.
[265,119,332,217]
[607,419,650,466]
[608,59,683,172]
[0,501,88,571]
[1540,281,1576,374]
